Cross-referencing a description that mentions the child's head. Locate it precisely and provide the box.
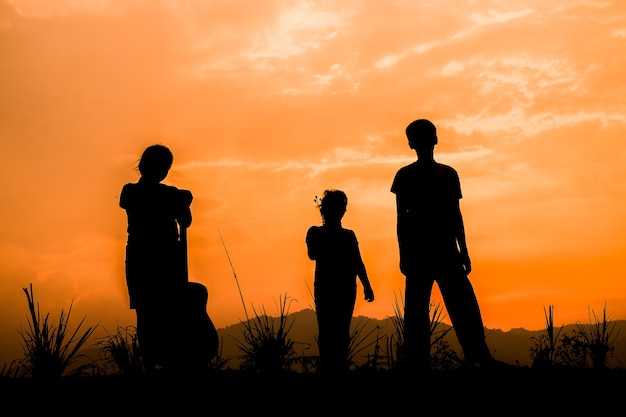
[138,144,173,182]
[406,118,438,149]
[319,189,347,223]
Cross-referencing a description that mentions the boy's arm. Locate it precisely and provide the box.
[395,194,412,276]
[454,200,471,274]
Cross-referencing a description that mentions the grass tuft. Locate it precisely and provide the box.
[235,294,299,373]
[16,283,99,379]
[95,324,143,375]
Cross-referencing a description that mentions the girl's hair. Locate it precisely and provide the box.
[319,189,347,220]
[138,144,173,180]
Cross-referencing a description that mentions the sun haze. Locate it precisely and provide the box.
[1,0,626,366]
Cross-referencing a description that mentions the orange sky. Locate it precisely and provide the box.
[1,0,626,367]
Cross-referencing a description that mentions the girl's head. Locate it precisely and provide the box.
[138,144,173,182]
[318,189,347,224]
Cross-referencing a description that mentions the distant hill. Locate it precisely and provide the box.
[216,308,626,370]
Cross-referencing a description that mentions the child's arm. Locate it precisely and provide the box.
[353,233,374,302]
[176,189,193,229]
[305,226,319,260]
[359,270,375,302]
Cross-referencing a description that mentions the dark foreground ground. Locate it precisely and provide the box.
[2,368,625,415]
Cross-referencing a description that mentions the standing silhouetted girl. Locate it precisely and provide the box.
[306,189,375,374]
[120,144,192,372]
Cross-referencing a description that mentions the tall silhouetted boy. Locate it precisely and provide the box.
[391,119,508,370]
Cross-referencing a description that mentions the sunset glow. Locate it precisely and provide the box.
[1,0,626,366]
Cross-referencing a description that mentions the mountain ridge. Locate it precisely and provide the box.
[216,308,626,369]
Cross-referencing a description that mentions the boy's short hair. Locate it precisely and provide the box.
[406,119,438,145]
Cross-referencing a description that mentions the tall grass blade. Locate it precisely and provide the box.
[218,228,249,321]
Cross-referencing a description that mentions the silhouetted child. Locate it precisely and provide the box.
[120,144,192,372]
[306,189,375,374]
[391,119,510,370]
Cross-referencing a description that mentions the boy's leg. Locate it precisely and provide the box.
[404,276,435,371]
[438,272,491,365]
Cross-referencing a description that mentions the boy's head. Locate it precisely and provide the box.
[406,119,438,149]
[138,144,173,182]
[319,189,348,222]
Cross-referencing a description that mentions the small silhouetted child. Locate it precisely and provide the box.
[120,144,192,372]
[306,189,375,374]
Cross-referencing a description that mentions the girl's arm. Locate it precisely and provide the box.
[176,189,193,229]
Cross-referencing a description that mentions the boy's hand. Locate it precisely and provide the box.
[364,286,375,302]
[460,253,472,275]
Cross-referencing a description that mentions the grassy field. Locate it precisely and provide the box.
[4,286,624,415]
[2,367,625,414]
